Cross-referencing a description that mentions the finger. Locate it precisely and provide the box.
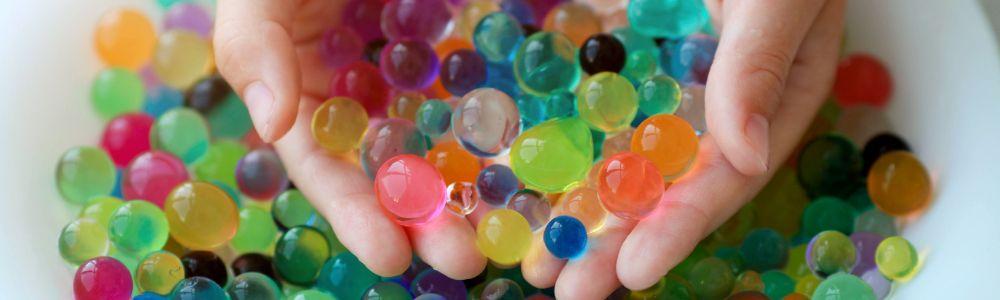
[554,217,635,299]
[704,0,826,176]
[521,227,565,288]
[215,0,301,143]
[407,211,487,280]
[273,96,412,276]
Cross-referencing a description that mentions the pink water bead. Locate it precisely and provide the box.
[375,154,447,226]
[74,256,132,300]
[343,0,387,42]
[596,152,664,220]
[100,113,154,167]
[329,61,391,118]
[381,0,453,42]
[122,151,189,207]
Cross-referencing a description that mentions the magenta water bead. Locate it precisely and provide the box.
[374,154,447,226]
[320,27,364,68]
[236,147,288,201]
[122,151,189,207]
[380,39,440,90]
[100,113,154,167]
[74,256,132,300]
[163,3,213,38]
[343,0,387,42]
[380,0,452,42]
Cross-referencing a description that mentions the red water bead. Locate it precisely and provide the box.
[122,151,189,207]
[74,257,132,300]
[833,53,893,107]
[374,154,447,226]
[100,113,154,167]
[329,61,391,118]
[596,152,664,220]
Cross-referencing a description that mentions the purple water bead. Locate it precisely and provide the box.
[380,39,440,90]
[236,148,288,201]
[501,0,537,26]
[411,269,467,299]
[860,268,891,299]
[164,3,213,38]
[476,164,521,206]
[662,33,718,85]
[440,49,488,95]
[343,0,387,42]
[850,231,885,276]
[381,0,453,42]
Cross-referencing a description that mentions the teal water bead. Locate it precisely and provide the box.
[171,276,227,300]
[227,272,283,300]
[637,75,682,116]
[59,218,111,265]
[808,231,858,277]
[474,12,525,62]
[56,146,117,204]
[740,228,789,272]
[364,282,411,300]
[207,93,253,139]
[761,270,795,299]
[516,95,546,129]
[92,67,145,120]
[79,196,125,227]
[231,206,279,253]
[802,196,857,237]
[513,32,581,96]
[854,209,897,237]
[627,0,709,38]
[576,72,638,133]
[544,90,576,119]
[811,273,876,300]
[797,134,863,198]
[622,50,658,85]
[688,257,734,300]
[151,107,210,164]
[108,200,169,256]
[415,99,453,138]
[289,289,337,300]
[610,27,660,56]
[317,252,380,299]
[275,226,331,285]
[272,190,348,255]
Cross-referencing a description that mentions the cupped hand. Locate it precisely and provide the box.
[213,0,486,279]
[521,0,846,297]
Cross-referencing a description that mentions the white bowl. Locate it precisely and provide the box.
[0,0,998,298]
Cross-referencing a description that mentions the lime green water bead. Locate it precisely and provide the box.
[576,72,638,133]
[136,251,185,295]
[510,118,594,193]
[79,196,125,227]
[875,236,918,280]
[638,75,682,116]
[56,146,117,204]
[514,32,581,96]
[275,226,331,285]
[59,218,111,265]
[91,67,144,120]
[231,206,279,253]
[192,140,247,188]
[108,200,170,257]
[151,107,210,163]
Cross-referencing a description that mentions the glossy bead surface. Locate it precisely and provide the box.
[164,182,239,250]
[374,154,447,226]
[477,164,521,206]
[797,134,862,198]
[56,146,117,204]
[477,209,532,266]
[94,8,156,68]
[631,114,699,181]
[627,0,708,38]
[381,0,453,42]
[579,33,626,74]
[108,200,169,256]
[596,152,664,220]
[807,231,858,277]
[637,75,682,116]
[441,49,489,95]
[312,97,370,154]
[514,32,581,96]
[575,72,638,133]
[101,113,154,167]
[59,218,111,265]
[136,251,185,295]
[317,252,380,299]
[329,61,391,118]
[474,12,525,63]
[415,99,453,138]
[74,257,132,300]
[152,30,212,90]
[506,189,552,231]
[227,272,282,300]
[360,118,429,178]
[235,148,288,201]
[875,236,918,280]
[510,118,593,193]
[452,88,522,157]
[544,216,588,259]
[867,151,931,216]
[555,186,607,233]
[151,108,210,163]
[542,2,602,46]
[380,39,440,90]
[275,227,331,285]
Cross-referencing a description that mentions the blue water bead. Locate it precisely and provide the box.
[441,49,488,95]
[135,292,168,300]
[516,95,546,129]
[474,12,525,63]
[317,252,380,300]
[415,99,453,138]
[662,33,717,85]
[627,0,709,38]
[545,90,576,119]
[513,32,581,97]
[501,0,536,26]
[171,277,227,300]
[544,216,588,259]
[112,168,123,198]
[476,164,520,206]
[143,86,183,118]
[485,61,523,99]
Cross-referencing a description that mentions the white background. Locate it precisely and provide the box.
[0,0,998,298]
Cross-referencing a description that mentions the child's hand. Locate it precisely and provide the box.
[213,0,487,279]
[520,0,846,297]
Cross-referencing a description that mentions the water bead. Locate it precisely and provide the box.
[364,282,412,300]
[631,114,699,182]
[622,50,659,85]
[867,151,931,216]
[80,196,125,227]
[380,40,440,90]
[56,146,117,204]
[231,206,279,253]
[108,200,169,256]
[170,276,227,300]
[316,252,380,299]
[415,99,453,138]
[610,27,659,56]
[727,291,768,300]
[860,132,910,174]
[833,54,893,107]
[811,273,876,300]
[733,271,764,293]
[506,189,552,231]
[598,128,632,159]
[544,90,576,119]
[320,27,364,68]
[381,0,452,42]
[427,140,482,186]
[184,75,231,115]
[579,33,626,74]
[674,84,707,135]
[94,8,156,69]
[375,154,447,226]
[596,152,664,220]
[360,118,430,178]
[576,72,638,132]
[452,88,522,157]
[205,93,248,143]
[688,257,734,300]
[458,0,502,40]
[807,231,857,277]
[761,271,795,300]
[474,12,525,63]
[783,245,811,280]
[795,275,822,297]
[164,181,239,249]
[151,108,210,163]
[289,289,338,300]
[59,218,111,265]
[136,251,185,295]
[343,0,387,42]
[152,30,212,90]
[435,37,475,59]
[329,61,391,118]
[516,95,547,129]
[510,118,593,193]
[74,257,133,300]
[477,164,521,206]
[501,0,536,25]
[439,51,488,98]
[555,186,606,233]
[180,251,229,288]
[797,134,863,198]
[664,34,718,85]
[236,148,288,201]
[740,228,789,272]
[144,86,185,118]
[854,209,897,237]
[514,32,581,96]
[411,269,468,299]
[543,216,588,259]
[272,189,324,230]
[626,0,707,38]
[275,226,331,285]
[388,91,428,121]
[101,113,155,167]
[92,68,145,120]
[123,151,189,207]
[802,196,856,237]
[231,253,277,280]
[482,278,525,300]
[447,182,481,216]
[542,2,602,46]
[850,232,886,276]
[163,3,213,38]
[486,61,523,98]
[308,98,370,154]
[227,272,282,300]
[860,268,891,300]
[637,75,682,116]
[477,209,532,266]
[875,236,918,280]
[135,292,168,300]
[191,140,246,188]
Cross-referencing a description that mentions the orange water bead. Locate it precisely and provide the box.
[387,91,427,121]
[596,152,664,220]
[556,186,608,233]
[94,8,157,69]
[867,151,932,216]
[631,114,699,181]
[426,140,482,185]
[434,37,475,60]
[543,2,603,47]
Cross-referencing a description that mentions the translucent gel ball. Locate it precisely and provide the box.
[544,215,588,259]
[688,257,734,300]
[637,75,682,116]
[164,3,213,38]
[875,236,918,280]
[136,251,185,295]
[476,164,521,206]
[623,49,659,84]
[506,189,552,231]
[811,273,876,300]
[381,0,453,42]
[289,289,337,300]
[427,140,483,186]
[545,90,577,119]
[850,231,885,276]
[797,134,862,198]
[739,228,789,272]
[316,252,380,299]
[375,154,447,226]
[807,231,857,277]
[833,54,893,108]
[236,148,288,201]
[446,182,480,216]
[515,95,546,129]
[59,218,111,265]
[94,8,156,69]
[231,206,279,253]
[510,118,593,193]
[108,200,169,256]
[514,32,581,97]
[91,68,145,120]
[663,34,718,85]
[441,49,488,95]
[170,276,227,300]
[164,181,239,250]
[415,99,453,138]
[388,91,427,121]
[801,196,856,237]
[227,272,282,300]
[56,146,117,204]
[411,269,468,299]
[101,113,154,167]
[477,209,532,266]
[329,61,392,118]
[320,27,364,68]
[481,278,525,299]
[191,140,247,188]
[311,97,369,153]
[500,0,536,26]
[152,30,212,90]
[181,250,228,287]
[123,151,189,207]
[364,282,411,300]
[555,186,607,233]
[79,196,125,227]
[457,0,501,40]
[675,84,707,135]
[542,2,602,46]
[380,39,440,90]
[231,253,276,279]
[575,72,638,133]
[596,152,664,220]
[867,151,931,216]
[74,257,132,300]
[474,12,525,63]
[631,114,699,181]
[151,107,210,163]
[144,86,184,118]
[452,88,522,157]
[627,0,708,38]
[732,270,764,293]
[579,33,626,74]
[275,227,331,285]
[761,270,795,299]
[360,118,429,178]
[860,268,891,300]
[343,0,387,42]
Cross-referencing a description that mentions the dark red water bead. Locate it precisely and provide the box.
[833,53,893,107]
[579,33,626,74]
[182,251,229,287]
[328,61,391,118]
[231,253,277,280]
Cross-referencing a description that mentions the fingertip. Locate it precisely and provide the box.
[521,232,563,288]
[616,235,668,291]
[408,213,487,280]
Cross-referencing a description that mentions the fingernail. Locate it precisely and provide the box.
[745,114,770,173]
[244,81,276,142]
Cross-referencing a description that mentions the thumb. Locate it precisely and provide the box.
[705,0,825,175]
[214,0,301,143]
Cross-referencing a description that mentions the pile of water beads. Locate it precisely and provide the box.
[55,0,932,299]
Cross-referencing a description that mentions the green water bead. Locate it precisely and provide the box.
[740,228,789,272]
[845,186,873,211]
[91,67,144,119]
[797,134,862,198]
[514,32,581,96]
[231,206,279,253]
[207,93,253,139]
[811,273,876,300]
[136,251,185,295]
[627,0,709,38]
[79,196,125,227]
[752,168,809,237]
[714,246,744,275]
[637,75,682,116]
[854,209,897,237]
[363,282,411,300]
[545,90,577,119]
[761,270,795,299]
[610,27,660,56]
[58,218,111,265]
[273,189,348,256]
[317,252,380,300]
[228,272,283,300]
[192,140,247,188]
[688,257,734,300]
[802,196,857,237]
[875,236,918,280]
[108,200,170,257]
[575,72,638,133]
[414,99,453,138]
[288,289,337,300]
[151,107,210,164]
[509,118,593,193]
[274,226,331,285]
[783,245,811,280]
[56,146,117,204]
[670,245,709,279]
[622,50,659,85]
[809,231,857,277]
